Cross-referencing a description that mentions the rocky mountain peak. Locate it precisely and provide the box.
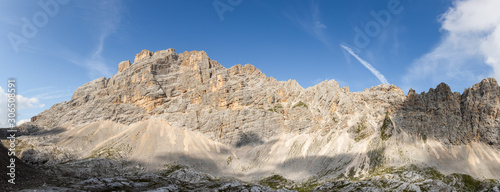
[134,49,154,63]
[468,77,499,97]
[117,60,131,73]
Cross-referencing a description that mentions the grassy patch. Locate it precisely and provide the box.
[444,173,482,191]
[292,179,321,192]
[422,134,427,143]
[370,166,395,177]
[293,101,308,109]
[226,156,233,166]
[354,121,368,142]
[368,146,386,172]
[159,164,185,177]
[89,146,123,159]
[380,112,392,141]
[259,175,290,189]
[347,167,357,179]
[267,103,283,113]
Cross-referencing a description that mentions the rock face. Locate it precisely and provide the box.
[22,48,500,187]
[134,49,154,63]
[30,48,407,147]
[395,78,500,148]
[117,60,131,73]
[30,48,499,150]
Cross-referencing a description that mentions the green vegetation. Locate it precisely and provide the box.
[380,112,393,141]
[354,121,368,142]
[268,103,283,113]
[444,173,482,191]
[292,179,321,192]
[368,146,386,172]
[2,139,33,155]
[226,156,233,166]
[256,163,499,191]
[291,164,495,191]
[293,101,308,109]
[368,164,443,182]
[89,146,121,158]
[332,116,338,123]
[159,164,185,177]
[347,167,357,179]
[258,175,290,189]
[414,165,445,180]
[258,175,323,191]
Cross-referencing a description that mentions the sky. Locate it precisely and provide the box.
[1,0,499,127]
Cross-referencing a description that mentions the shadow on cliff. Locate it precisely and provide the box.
[246,148,386,180]
[235,131,264,148]
[0,127,66,139]
[31,127,67,136]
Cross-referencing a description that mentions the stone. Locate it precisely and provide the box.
[118,60,131,73]
[134,49,154,63]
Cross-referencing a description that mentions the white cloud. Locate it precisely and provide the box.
[47,1,124,79]
[81,0,123,78]
[284,0,330,46]
[286,1,390,86]
[23,86,74,100]
[0,86,44,128]
[404,0,500,89]
[17,119,30,126]
[341,45,390,85]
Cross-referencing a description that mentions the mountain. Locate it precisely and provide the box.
[11,48,500,191]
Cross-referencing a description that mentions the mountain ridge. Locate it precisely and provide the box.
[29,48,499,149]
[16,48,500,185]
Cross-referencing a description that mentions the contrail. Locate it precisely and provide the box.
[340,44,389,85]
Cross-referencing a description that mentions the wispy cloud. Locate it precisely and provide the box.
[341,45,389,85]
[403,0,500,90]
[285,1,389,86]
[284,0,330,46]
[57,0,124,79]
[22,86,75,100]
[84,0,122,78]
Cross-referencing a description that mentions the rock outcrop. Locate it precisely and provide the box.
[395,78,500,148]
[117,60,131,73]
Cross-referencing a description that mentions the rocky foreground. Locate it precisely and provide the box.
[1,48,499,191]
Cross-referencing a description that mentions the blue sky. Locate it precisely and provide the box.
[1,0,500,127]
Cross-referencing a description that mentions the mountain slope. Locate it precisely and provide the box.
[21,48,500,183]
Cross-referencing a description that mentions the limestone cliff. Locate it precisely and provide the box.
[22,48,500,183]
[395,78,499,148]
